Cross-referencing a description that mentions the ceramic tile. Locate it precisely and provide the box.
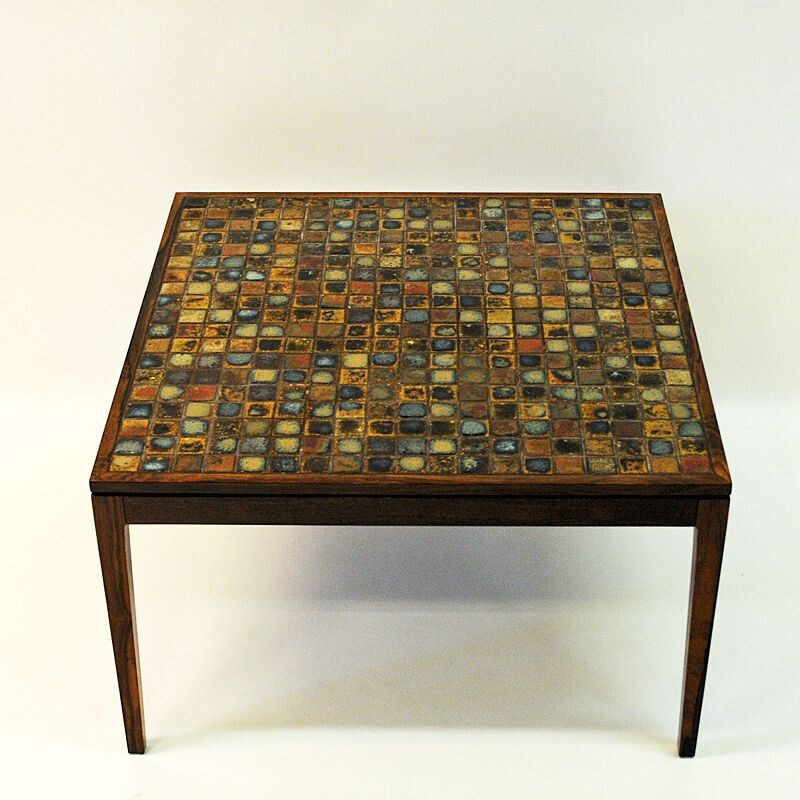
[108,195,713,475]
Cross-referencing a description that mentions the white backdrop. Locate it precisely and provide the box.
[2,2,798,798]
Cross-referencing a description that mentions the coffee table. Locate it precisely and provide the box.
[90,192,731,756]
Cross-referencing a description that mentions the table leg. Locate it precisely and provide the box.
[92,494,145,753]
[678,497,729,757]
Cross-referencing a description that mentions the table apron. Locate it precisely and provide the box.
[121,495,698,527]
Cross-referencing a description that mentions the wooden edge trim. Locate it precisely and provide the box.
[173,191,664,199]
[91,193,186,482]
[91,471,731,497]
[651,195,731,489]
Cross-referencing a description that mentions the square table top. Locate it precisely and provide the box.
[91,193,730,497]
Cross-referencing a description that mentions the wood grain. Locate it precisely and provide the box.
[678,497,729,757]
[92,494,145,754]
[123,493,697,527]
[92,471,731,497]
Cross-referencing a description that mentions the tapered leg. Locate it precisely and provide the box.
[678,497,729,757]
[92,494,145,753]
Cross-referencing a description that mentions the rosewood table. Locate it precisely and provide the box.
[90,192,731,756]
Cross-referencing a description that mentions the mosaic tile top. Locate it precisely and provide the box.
[103,194,720,479]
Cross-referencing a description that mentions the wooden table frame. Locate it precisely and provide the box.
[91,193,731,757]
